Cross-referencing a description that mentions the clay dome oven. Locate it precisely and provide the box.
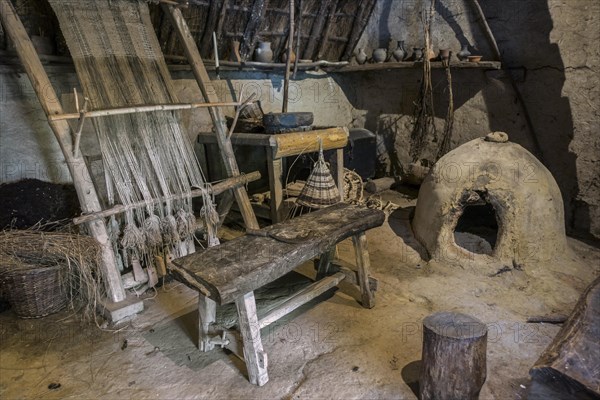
[412,132,567,265]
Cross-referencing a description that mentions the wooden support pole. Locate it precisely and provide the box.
[470,0,502,61]
[198,294,217,351]
[282,0,295,113]
[72,171,261,225]
[420,312,488,400]
[0,0,126,303]
[163,4,260,230]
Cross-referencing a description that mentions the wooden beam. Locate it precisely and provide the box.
[200,0,222,56]
[316,0,340,60]
[302,0,332,60]
[469,0,502,61]
[0,0,126,303]
[72,171,261,225]
[240,0,270,61]
[341,0,377,61]
[272,127,348,158]
[162,3,259,230]
[258,272,345,329]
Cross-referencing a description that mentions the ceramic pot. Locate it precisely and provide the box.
[356,48,368,65]
[281,49,296,63]
[254,41,274,63]
[457,44,471,61]
[229,40,241,62]
[392,40,407,61]
[372,48,387,63]
[411,47,424,62]
[438,48,451,61]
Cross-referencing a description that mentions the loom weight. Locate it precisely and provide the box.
[147,265,159,288]
[154,255,167,277]
[132,258,145,282]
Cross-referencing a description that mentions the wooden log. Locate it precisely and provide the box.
[272,127,348,158]
[72,171,261,225]
[282,0,294,113]
[365,177,396,194]
[420,312,488,400]
[0,0,126,303]
[530,276,600,398]
[163,4,260,231]
[258,272,345,329]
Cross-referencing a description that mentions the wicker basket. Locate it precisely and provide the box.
[1,261,68,318]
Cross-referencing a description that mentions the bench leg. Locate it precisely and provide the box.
[236,291,269,386]
[198,294,216,351]
[316,247,336,280]
[352,232,375,309]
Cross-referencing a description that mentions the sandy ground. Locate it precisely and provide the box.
[1,191,598,400]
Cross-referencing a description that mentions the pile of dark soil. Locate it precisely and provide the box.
[0,179,80,230]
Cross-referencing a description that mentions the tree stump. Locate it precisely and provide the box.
[420,312,488,400]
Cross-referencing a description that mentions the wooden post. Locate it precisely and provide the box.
[235,291,269,386]
[316,248,335,280]
[163,4,259,230]
[352,232,375,308]
[420,312,488,400]
[0,0,126,303]
[282,0,295,113]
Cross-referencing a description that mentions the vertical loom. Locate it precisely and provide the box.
[1,0,260,320]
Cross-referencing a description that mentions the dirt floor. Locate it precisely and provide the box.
[1,191,598,399]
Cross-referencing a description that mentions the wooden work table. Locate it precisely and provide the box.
[197,127,349,222]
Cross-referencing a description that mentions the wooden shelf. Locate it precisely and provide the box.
[329,60,501,72]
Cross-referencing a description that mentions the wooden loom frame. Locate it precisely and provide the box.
[0,0,261,315]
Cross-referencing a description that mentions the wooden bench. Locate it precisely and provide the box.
[169,203,385,386]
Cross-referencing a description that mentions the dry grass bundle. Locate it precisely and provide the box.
[0,229,106,321]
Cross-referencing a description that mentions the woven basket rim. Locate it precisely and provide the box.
[0,262,65,275]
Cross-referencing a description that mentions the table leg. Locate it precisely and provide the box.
[267,151,284,223]
[352,232,375,308]
[335,148,345,202]
[316,248,336,280]
[198,294,216,351]
[236,291,269,386]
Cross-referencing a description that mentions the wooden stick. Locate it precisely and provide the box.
[282,0,294,113]
[72,171,261,225]
[49,101,242,122]
[72,97,88,158]
[0,0,126,303]
[470,0,501,61]
[212,31,220,79]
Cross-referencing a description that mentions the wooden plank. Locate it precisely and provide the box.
[273,127,348,158]
[198,294,217,351]
[303,0,333,60]
[352,232,375,308]
[266,152,284,222]
[240,0,270,61]
[171,203,385,305]
[72,171,261,225]
[258,272,345,329]
[329,260,378,292]
[0,0,126,303]
[162,4,259,231]
[236,291,269,386]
